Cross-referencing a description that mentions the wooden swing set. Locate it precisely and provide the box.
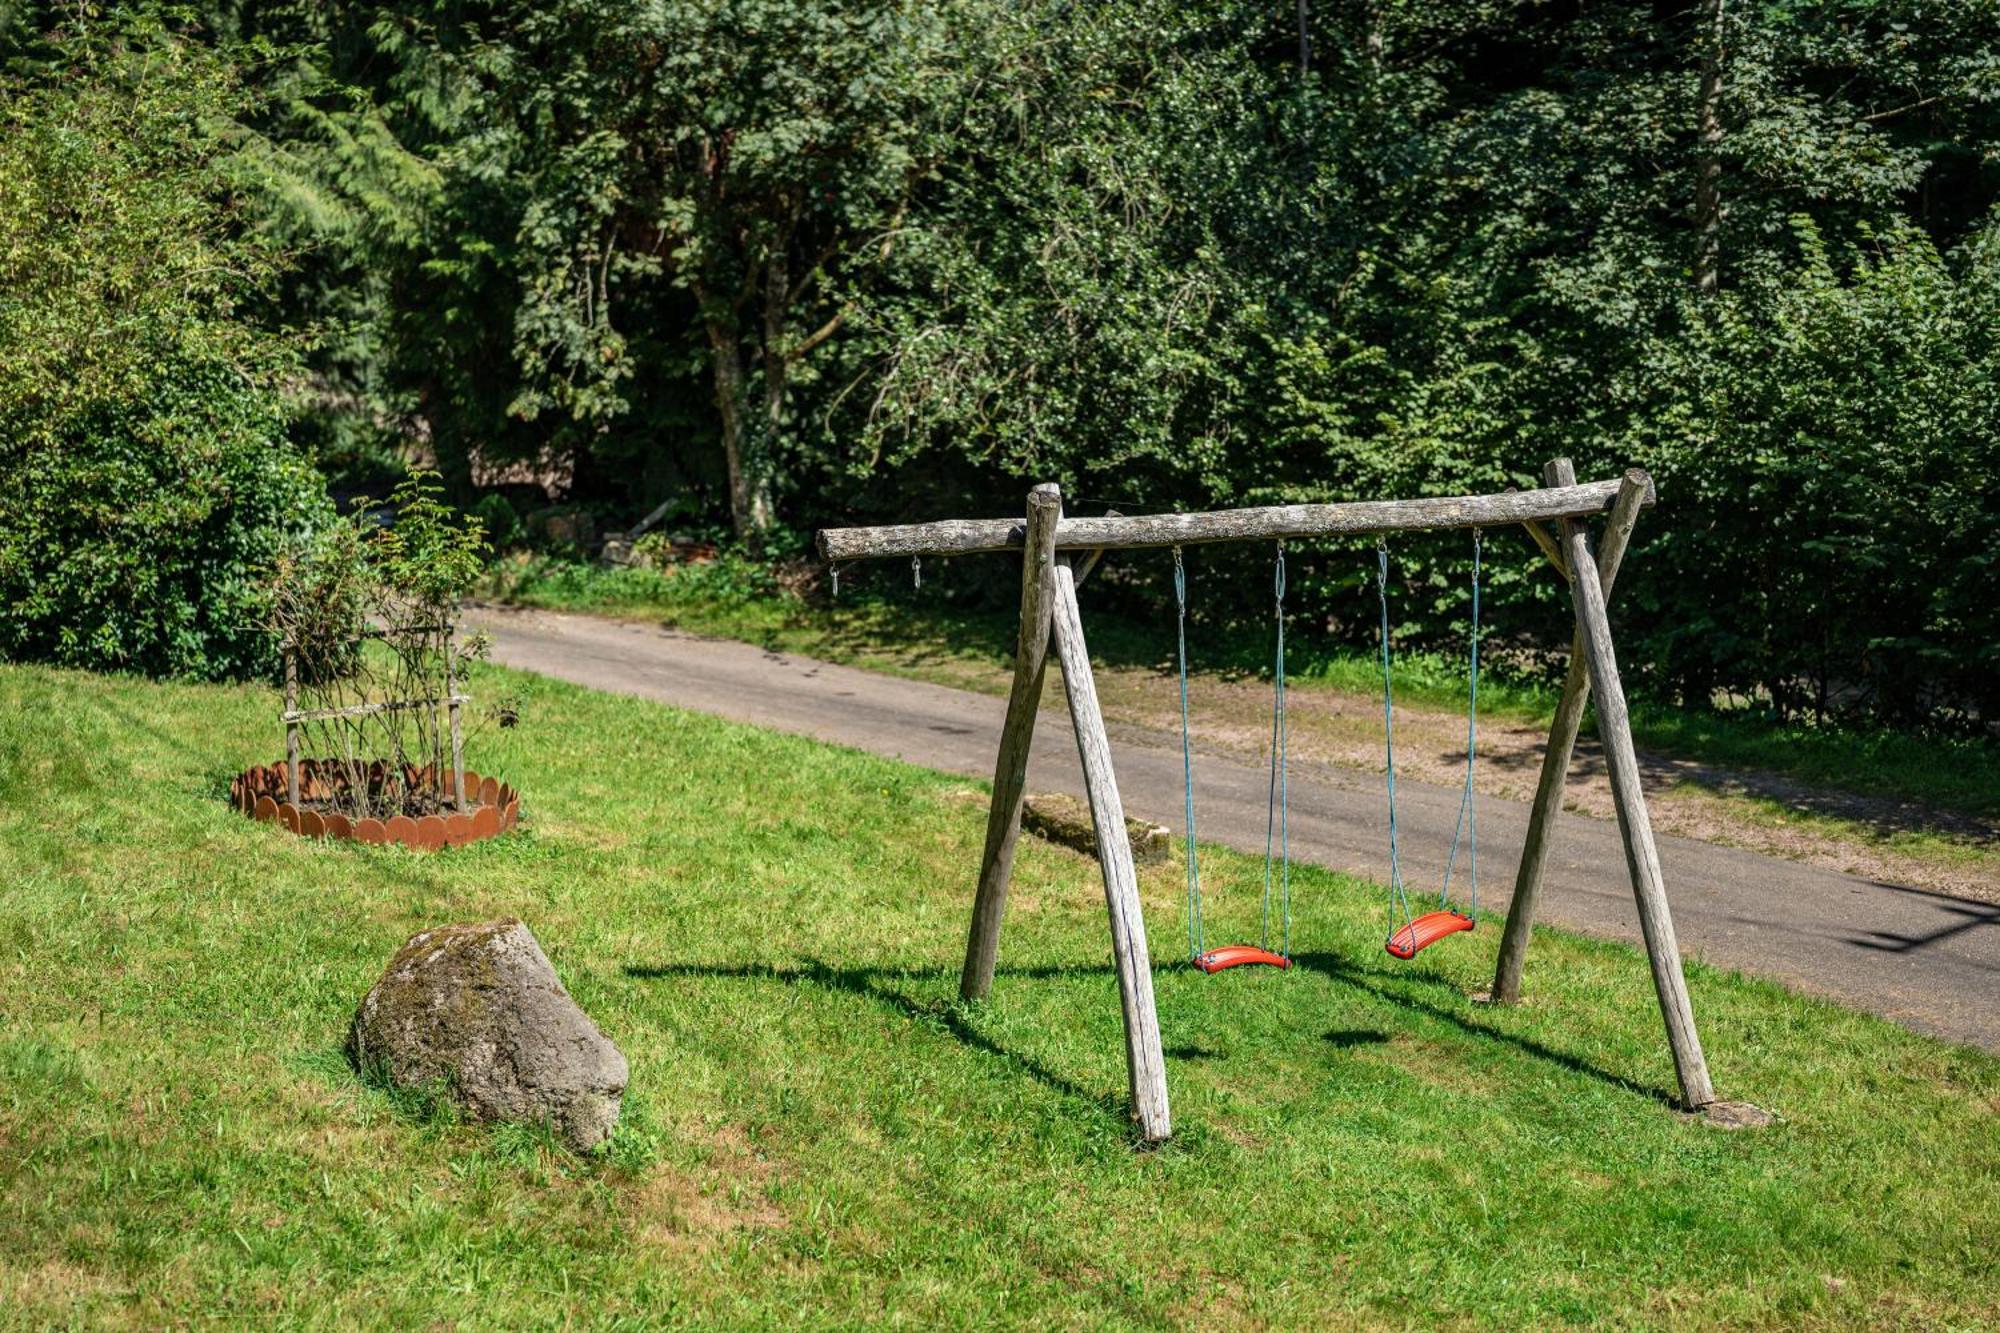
[818,460,1736,1144]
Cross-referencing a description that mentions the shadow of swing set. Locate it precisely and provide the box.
[817,461,1756,1144]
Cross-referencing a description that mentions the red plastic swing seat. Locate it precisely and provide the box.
[1385,909,1475,960]
[1194,944,1292,974]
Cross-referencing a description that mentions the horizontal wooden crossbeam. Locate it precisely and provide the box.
[282,695,469,725]
[818,473,1653,562]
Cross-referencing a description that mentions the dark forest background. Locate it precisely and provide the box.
[2,1,1996,732]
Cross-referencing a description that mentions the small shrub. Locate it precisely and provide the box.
[271,471,493,820]
[471,494,528,551]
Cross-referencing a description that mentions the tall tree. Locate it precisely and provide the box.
[68,0,1996,728]
[1693,0,1726,295]
[474,0,962,547]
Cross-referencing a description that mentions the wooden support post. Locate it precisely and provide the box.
[960,485,1063,1002]
[282,642,301,808]
[444,622,466,810]
[1491,464,1649,1004]
[1558,477,1716,1109]
[1048,557,1172,1142]
[1521,517,1568,580]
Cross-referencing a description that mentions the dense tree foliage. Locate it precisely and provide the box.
[0,13,331,680]
[3,2,1996,723]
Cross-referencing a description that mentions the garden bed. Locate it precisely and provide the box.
[231,759,519,850]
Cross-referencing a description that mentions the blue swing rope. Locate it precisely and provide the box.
[1173,547,1206,963]
[1378,531,1484,943]
[1263,542,1292,959]
[1377,542,1415,941]
[1440,529,1482,915]
[1176,543,1293,965]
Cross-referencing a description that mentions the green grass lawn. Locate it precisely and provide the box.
[485,554,2000,825]
[2,662,1996,1328]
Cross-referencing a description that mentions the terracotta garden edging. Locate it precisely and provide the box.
[230,760,520,851]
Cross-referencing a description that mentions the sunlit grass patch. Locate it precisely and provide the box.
[0,662,1994,1327]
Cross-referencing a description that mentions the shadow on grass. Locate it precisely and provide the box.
[626,950,1680,1116]
[1289,950,1680,1109]
[85,689,220,776]
[1322,1029,1391,1049]
[624,958,1131,1133]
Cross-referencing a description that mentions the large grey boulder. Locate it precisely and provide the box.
[348,919,628,1151]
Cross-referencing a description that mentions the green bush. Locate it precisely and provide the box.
[0,15,332,681]
[0,361,332,682]
[470,494,527,552]
[1626,220,2000,725]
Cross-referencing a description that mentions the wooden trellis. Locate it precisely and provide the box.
[818,461,1733,1143]
[279,622,470,813]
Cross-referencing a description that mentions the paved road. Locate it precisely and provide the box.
[475,604,1999,1054]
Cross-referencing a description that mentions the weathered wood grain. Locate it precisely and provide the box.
[818,477,1655,562]
[1561,490,1716,1109]
[960,485,1062,1002]
[1521,515,1569,579]
[1490,466,1649,1004]
[1049,557,1172,1142]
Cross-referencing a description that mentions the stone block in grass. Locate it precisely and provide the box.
[1022,792,1171,865]
[348,919,628,1152]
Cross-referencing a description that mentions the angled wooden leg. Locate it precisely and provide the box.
[1491,462,1649,1004]
[1049,557,1171,1143]
[960,485,1063,1002]
[1559,475,1716,1110]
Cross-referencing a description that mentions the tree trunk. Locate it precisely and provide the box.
[757,254,789,540]
[703,317,764,549]
[699,287,775,551]
[1693,0,1726,296]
